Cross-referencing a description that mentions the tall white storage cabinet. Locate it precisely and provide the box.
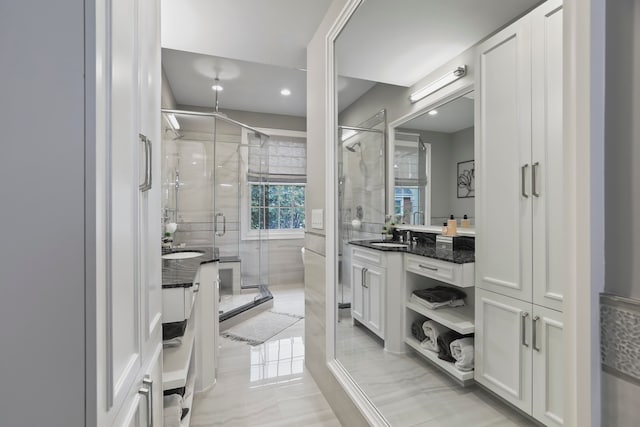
[475,1,564,426]
[96,0,163,425]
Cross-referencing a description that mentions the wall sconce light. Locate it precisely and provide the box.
[167,113,180,130]
[409,66,467,103]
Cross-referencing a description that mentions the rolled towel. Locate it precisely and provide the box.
[450,337,475,371]
[421,320,448,352]
[411,320,427,342]
[437,330,465,362]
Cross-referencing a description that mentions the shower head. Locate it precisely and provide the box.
[345,141,361,152]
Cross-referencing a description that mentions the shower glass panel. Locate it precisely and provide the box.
[394,131,428,225]
[161,111,270,318]
[336,111,386,324]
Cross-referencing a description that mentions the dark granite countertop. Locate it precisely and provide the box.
[162,246,219,289]
[349,234,475,264]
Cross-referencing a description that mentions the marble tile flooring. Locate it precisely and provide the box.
[336,312,539,427]
[190,284,341,427]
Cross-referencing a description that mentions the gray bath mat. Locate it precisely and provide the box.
[222,311,304,346]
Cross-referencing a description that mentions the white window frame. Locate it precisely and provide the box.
[240,127,307,240]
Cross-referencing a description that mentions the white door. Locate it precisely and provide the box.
[475,289,532,414]
[350,261,365,323]
[532,305,564,427]
[476,15,533,302]
[364,265,385,339]
[531,0,564,312]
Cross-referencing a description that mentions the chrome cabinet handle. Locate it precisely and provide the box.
[193,282,200,293]
[418,264,438,271]
[521,164,529,198]
[139,134,149,191]
[532,315,540,352]
[146,138,152,191]
[138,375,153,427]
[532,162,540,197]
[521,312,529,347]
[362,268,368,288]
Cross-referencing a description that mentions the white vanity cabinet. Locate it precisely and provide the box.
[96,0,163,425]
[350,247,386,339]
[475,1,564,425]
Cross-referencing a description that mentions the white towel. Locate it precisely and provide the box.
[420,320,448,352]
[450,337,474,371]
[163,393,183,427]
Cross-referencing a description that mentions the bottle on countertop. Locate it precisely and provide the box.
[447,214,457,236]
[461,214,471,228]
[442,222,448,236]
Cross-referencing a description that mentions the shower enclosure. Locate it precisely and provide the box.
[337,110,386,315]
[161,110,271,319]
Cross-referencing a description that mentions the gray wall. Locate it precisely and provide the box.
[0,1,86,426]
[602,0,640,424]
[450,126,475,219]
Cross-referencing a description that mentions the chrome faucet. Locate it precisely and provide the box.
[412,211,424,224]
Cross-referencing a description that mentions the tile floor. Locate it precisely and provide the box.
[336,311,538,427]
[190,284,341,427]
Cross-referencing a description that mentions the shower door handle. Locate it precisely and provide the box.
[215,213,226,237]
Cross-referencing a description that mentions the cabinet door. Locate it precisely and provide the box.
[138,0,163,361]
[364,265,385,339]
[350,261,365,323]
[108,0,143,416]
[532,305,564,426]
[476,15,533,302]
[532,0,564,312]
[475,289,532,414]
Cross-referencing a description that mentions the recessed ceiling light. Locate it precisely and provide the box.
[280,88,291,96]
[211,84,223,91]
[428,110,438,116]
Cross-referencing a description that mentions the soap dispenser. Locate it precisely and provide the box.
[461,214,471,228]
[447,214,457,236]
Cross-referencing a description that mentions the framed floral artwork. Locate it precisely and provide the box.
[457,160,474,198]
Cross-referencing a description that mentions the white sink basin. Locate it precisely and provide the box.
[370,243,409,248]
[161,251,204,260]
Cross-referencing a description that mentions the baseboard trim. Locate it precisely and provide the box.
[327,359,390,427]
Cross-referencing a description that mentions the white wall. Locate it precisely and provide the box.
[0,1,87,425]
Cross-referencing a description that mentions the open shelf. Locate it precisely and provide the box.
[163,317,196,391]
[406,301,475,334]
[405,336,474,382]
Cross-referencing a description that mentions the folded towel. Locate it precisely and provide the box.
[437,330,465,362]
[410,293,465,310]
[450,337,475,371]
[163,337,183,348]
[421,320,448,352]
[411,320,427,342]
[413,286,467,303]
[163,394,183,427]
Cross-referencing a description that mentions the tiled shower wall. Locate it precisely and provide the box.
[162,123,304,286]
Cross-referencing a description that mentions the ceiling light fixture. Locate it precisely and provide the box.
[409,66,467,103]
[428,110,438,116]
[211,84,223,91]
[167,113,180,130]
[280,88,291,96]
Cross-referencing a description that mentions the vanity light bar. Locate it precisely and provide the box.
[409,66,467,103]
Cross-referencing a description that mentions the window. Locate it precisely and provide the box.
[241,127,307,240]
[395,186,420,224]
[250,184,305,230]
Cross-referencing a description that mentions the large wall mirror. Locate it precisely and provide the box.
[333,1,543,425]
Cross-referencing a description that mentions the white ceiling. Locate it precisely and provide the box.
[336,0,542,86]
[161,0,541,117]
[401,94,474,133]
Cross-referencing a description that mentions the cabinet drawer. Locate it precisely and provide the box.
[351,246,386,268]
[162,284,195,324]
[405,254,474,287]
